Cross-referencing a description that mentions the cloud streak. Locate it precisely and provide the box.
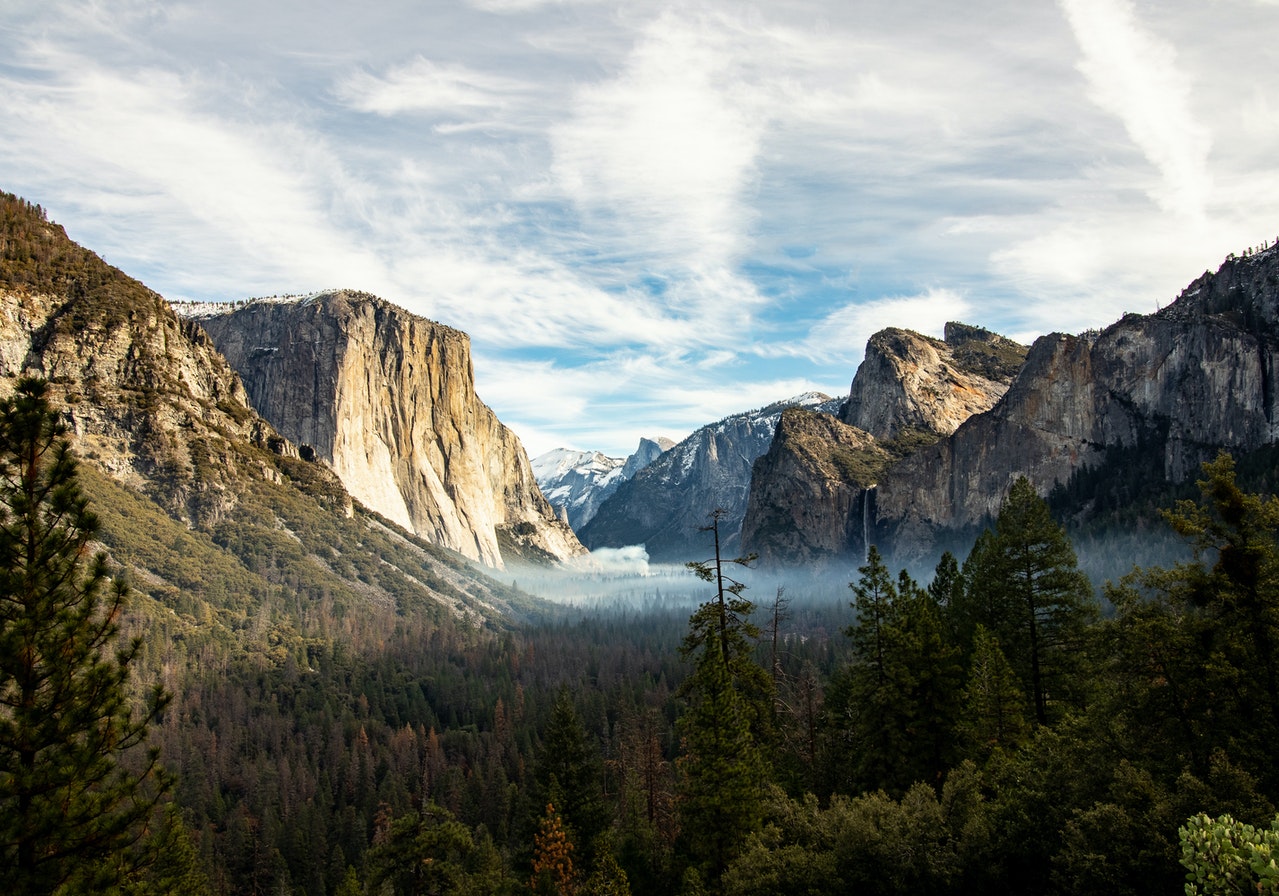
[0,0,1276,456]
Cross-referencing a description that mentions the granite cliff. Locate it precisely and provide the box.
[0,191,538,628]
[182,293,585,570]
[873,245,1279,561]
[740,408,886,565]
[741,323,1026,566]
[843,323,1027,440]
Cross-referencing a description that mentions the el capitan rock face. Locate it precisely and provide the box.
[183,292,584,569]
[872,246,1279,561]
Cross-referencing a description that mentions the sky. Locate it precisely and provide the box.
[1,0,1277,458]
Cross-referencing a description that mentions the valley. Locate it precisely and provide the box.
[1,191,1278,895]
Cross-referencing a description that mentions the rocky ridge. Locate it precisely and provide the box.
[843,323,1027,440]
[532,436,675,531]
[872,245,1279,561]
[741,323,1026,566]
[0,191,538,629]
[179,292,585,570]
[740,408,887,565]
[579,393,842,563]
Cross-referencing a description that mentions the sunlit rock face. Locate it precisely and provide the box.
[874,247,1279,561]
[185,291,584,569]
[842,323,1027,441]
[741,323,1026,568]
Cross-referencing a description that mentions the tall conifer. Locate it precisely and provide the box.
[0,378,168,892]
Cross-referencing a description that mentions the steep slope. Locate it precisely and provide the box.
[741,408,888,565]
[180,293,585,569]
[532,436,674,531]
[873,244,1279,561]
[579,393,839,562]
[0,192,542,633]
[742,323,1025,566]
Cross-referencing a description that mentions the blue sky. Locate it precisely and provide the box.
[2,0,1277,457]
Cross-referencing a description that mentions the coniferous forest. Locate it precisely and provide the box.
[5,380,1279,894]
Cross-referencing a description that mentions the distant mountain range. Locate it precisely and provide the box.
[577,393,843,563]
[5,186,1278,593]
[532,437,674,531]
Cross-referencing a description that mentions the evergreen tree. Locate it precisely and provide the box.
[958,625,1029,761]
[676,648,767,890]
[0,378,169,893]
[677,511,769,890]
[531,688,608,862]
[960,478,1097,724]
[836,548,963,793]
[1105,453,1279,791]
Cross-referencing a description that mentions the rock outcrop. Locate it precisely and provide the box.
[741,324,1026,566]
[873,245,1279,561]
[182,292,584,569]
[741,408,887,565]
[0,198,298,526]
[579,393,840,563]
[843,323,1027,440]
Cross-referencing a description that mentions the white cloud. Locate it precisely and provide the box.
[550,9,779,271]
[335,57,526,116]
[1059,0,1212,219]
[796,290,973,363]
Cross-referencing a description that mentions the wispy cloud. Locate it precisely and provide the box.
[1059,0,1212,219]
[1,0,1276,457]
[335,57,527,116]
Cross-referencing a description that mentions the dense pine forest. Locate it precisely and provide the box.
[6,379,1279,894]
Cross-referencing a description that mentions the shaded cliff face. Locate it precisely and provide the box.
[874,245,1279,561]
[185,292,584,569]
[579,393,839,563]
[842,323,1027,440]
[741,408,887,565]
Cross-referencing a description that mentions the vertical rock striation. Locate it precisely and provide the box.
[873,245,1279,561]
[183,292,584,569]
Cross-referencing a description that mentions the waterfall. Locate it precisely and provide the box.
[862,488,871,562]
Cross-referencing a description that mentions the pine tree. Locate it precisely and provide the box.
[532,688,608,863]
[677,511,769,889]
[958,625,1028,760]
[960,477,1096,724]
[0,378,169,893]
[836,549,963,793]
